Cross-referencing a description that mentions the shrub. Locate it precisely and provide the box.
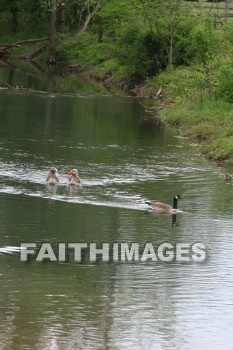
[115,26,167,80]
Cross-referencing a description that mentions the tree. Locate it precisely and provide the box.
[138,0,189,68]
[166,0,185,67]
[40,0,61,63]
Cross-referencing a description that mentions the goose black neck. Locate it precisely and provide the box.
[172,196,178,209]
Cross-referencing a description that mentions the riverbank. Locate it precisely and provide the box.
[157,96,233,166]
[141,67,233,169]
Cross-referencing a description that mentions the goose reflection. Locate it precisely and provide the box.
[46,183,58,196]
[145,210,179,226]
[172,213,178,227]
[67,184,79,197]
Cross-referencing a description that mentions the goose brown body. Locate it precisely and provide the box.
[145,195,181,213]
[145,201,173,211]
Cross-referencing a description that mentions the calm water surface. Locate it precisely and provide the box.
[0,66,233,350]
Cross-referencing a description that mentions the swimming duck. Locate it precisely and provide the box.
[145,194,181,213]
[46,165,59,185]
[68,169,81,185]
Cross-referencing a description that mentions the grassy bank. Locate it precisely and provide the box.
[142,66,233,167]
[159,97,233,164]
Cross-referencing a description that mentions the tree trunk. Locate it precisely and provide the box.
[98,28,103,43]
[169,34,174,68]
[59,3,66,34]
[48,2,57,64]
[10,4,18,33]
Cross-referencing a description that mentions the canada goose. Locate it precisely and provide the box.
[68,169,81,185]
[46,165,59,185]
[145,194,181,212]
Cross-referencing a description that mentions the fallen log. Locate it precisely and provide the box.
[0,37,49,56]
[18,43,48,60]
[1,37,49,48]
[4,83,32,91]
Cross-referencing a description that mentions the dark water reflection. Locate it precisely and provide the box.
[0,65,233,350]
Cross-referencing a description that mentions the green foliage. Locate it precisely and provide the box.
[96,58,119,75]
[115,26,165,79]
[2,0,233,96]
[0,0,49,39]
[213,53,233,102]
[188,21,215,62]
[98,0,133,33]
[39,0,62,10]
[56,33,116,69]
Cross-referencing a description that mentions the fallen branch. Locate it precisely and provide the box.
[156,86,164,99]
[79,3,101,34]
[0,37,49,56]
[4,83,32,91]
[139,102,157,110]
[18,43,48,60]
[1,37,49,48]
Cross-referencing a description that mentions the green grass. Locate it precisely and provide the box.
[133,60,231,165]
[157,94,233,164]
[56,33,134,88]
[144,66,203,101]
[141,61,233,166]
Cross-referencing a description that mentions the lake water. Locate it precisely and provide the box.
[0,65,233,350]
